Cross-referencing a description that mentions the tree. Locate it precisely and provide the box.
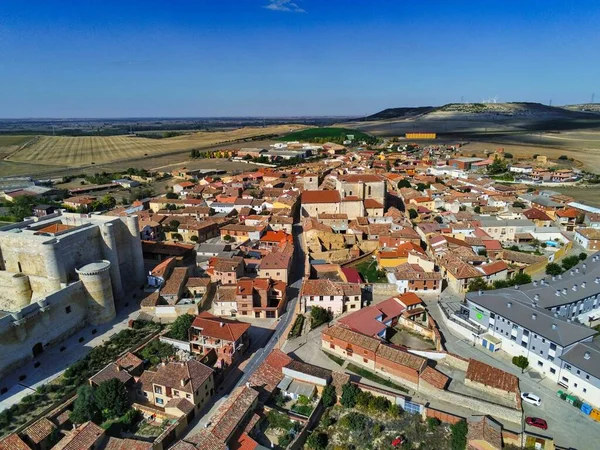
[579,252,588,261]
[474,206,481,214]
[310,306,331,329]
[561,255,581,271]
[101,195,116,210]
[340,382,360,408]
[434,216,443,224]
[504,152,513,159]
[172,233,183,241]
[168,314,195,341]
[450,419,468,450]
[487,157,507,175]
[306,432,328,450]
[223,234,233,242]
[139,339,176,366]
[94,379,129,419]
[512,273,532,285]
[397,179,411,189]
[512,355,529,373]
[165,192,178,199]
[512,201,525,208]
[321,384,336,408]
[190,235,199,243]
[70,385,100,424]
[477,248,488,257]
[468,277,489,292]
[416,182,429,191]
[8,195,38,221]
[558,155,569,160]
[386,160,392,172]
[545,263,563,276]
[408,209,418,220]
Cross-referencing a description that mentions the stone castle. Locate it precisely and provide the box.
[0,211,145,379]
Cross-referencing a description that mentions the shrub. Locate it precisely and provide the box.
[70,385,100,424]
[512,355,529,373]
[558,155,569,160]
[340,382,361,408]
[310,306,331,329]
[321,384,336,408]
[450,419,468,450]
[278,433,292,448]
[306,432,328,450]
[340,412,369,431]
[545,262,563,276]
[368,395,391,413]
[388,403,403,417]
[167,314,195,341]
[138,339,176,366]
[266,410,292,430]
[95,379,129,420]
[427,417,441,430]
[579,252,588,261]
[561,255,581,271]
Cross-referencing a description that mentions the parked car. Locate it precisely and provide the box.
[526,417,548,430]
[521,392,542,406]
[391,436,406,447]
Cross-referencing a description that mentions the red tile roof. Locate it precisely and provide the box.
[209,386,259,442]
[397,292,424,307]
[466,359,519,394]
[23,417,56,445]
[191,311,251,342]
[364,199,384,209]
[52,421,104,450]
[0,434,31,450]
[420,366,449,390]
[231,432,259,450]
[301,190,341,204]
[477,260,508,276]
[341,267,363,284]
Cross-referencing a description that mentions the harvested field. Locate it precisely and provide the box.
[4,125,305,168]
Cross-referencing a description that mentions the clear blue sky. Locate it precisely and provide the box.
[0,0,599,117]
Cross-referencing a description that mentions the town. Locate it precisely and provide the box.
[0,131,599,450]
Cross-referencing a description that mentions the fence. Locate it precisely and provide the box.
[425,407,465,424]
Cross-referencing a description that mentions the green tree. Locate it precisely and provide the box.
[450,419,468,450]
[468,277,489,292]
[561,255,581,271]
[397,179,411,189]
[427,417,441,430]
[474,206,481,214]
[416,182,429,191]
[487,157,507,175]
[477,248,488,256]
[579,252,588,261]
[504,152,513,158]
[321,384,336,408]
[546,262,563,276]
[138,339,176,366]
[310,306,331,329]
[408,209,418,220]
[512,355,529,373]
[513,201,526,208]
[94,379,129,420]
[190,235,199,243]
[165,192,178,199]
[8,195,38,221]
[172,233,183,241]
[223,234,233,242]
[101,195,116,209]
[340,382,361,408]
[434,216,443,224]
[512,273,532,285]
[306,432,328,450]
[168,314,195,341]
[70,385,100,424]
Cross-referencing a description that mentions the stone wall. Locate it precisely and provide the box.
[371,282,400,296]
[0,282,88,380]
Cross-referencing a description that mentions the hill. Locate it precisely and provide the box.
[279,127,371,142]
[563,104,600,114]
[365,107,435,121]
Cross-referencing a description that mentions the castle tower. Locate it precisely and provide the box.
[100,223,124,299]
[76,260,116,325]
[42,238,66,290]
[12,273,32,310]
[125,215,145,287]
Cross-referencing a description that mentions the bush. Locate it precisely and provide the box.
[340,412,369,431]
[321,384,336,408]
[266,410,292,430]
[138,339,176,366]
[306,431,328,450]
[340,382,361,408]
[368,395,391,413]
[167,314,195,341]
[310,306,331,329]
[512,273,531,285]
[545,262,563,276]
[427,417,441,430]
[450,419,468,450]
[561,255,581,271]
[579,252,588,261]
[95,379,130,420]
[408,209,418,219]
[388,403,403,417]
[70,385,100,424]
[512,355,529,373]
[558,155,569,160]
[278,433,292,448]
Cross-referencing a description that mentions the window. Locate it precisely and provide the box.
[584,388,587,393]
[520,341,527,348]
[330,296,334,300]
[490,313,495,319]
[350,304,356,309]
[562,376,569,383]
[548,356,554,362]
[523,330,529,337]
[550,343,556,350]
[577,369,581,375]
[586,375,590,380]
[319,296,323,302]
[155,386,162,395]
[330,343,335,349]
[532,346,536,351]
[550,368,556,374]
[542,338,546,343]
[186,394,191,399]
[537,361,543,367]
[65,306,71,314]
[565,364,572,371]
[510,335,516,341]
[173,390,179,397]
[363,358,368,363]
[540,350,544,355]
[156,398,164,405]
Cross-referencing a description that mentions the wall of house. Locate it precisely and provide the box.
[301,203,339,218]
[340,201,364,220]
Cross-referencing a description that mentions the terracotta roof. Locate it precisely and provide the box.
[166,397,195,415]
[286,360,332,380]
[340,174,383,183]
[248,349,292,397]
[556,208,578,218]
[161,266,189,298]
[375,343,427,371]
[420,366,449,390]
[259,248,292,270]
[152,360,213,394]
[260,230,293,244]
[136,370,156,393]
[191,311,251,342]
[523,208,552,221]
[301,279,344,297]
[186,277,211,288]
[89,362,133,386]
[577,228,600,239]
[323,325,381,352]
[35,223,75,234]
[0,434,31,450]
[330,371,351,393]
[52,421,104,450]
[168,442,197,450]
[216,285,238,303]
[186,430,227,450]
[104,437,153,450]
[364,199,384,209]
[209,386,259,442]
[398,292,424,307]
[231,432,259,450]
[466,359,519,394]
[21,417,55,445]
[302,190,341,204]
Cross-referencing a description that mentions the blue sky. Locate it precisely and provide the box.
[0,0,599,117]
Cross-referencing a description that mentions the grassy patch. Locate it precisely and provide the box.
[288,314,305,338]
[324,351,345,366]
[0,135,33,147]
[353,260,387,283]
[291,403,314,417]
[346,363,409,393]
[279,127,370,142]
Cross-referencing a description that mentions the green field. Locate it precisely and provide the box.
[279,127,371,142]
[0,135,33,147]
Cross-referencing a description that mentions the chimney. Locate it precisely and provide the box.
[552,276,556,281]
[181,378,186,387]
[585,351,591,360]
[532,313,537,320]
[559,274,563,280]
[246,381,251,388]
[533,280,538,287]
[534,294,540,301]
[555,290,561,297]
[582,281,587,289]
[220,322,225,327]
[596,277,600,284]
[478,290,483,296]
[575,268,580,274]
[570,270,575,276]
[552,323,557,330]
[562,288,568,295]
[573,284,578,292]
[507,301,512,308]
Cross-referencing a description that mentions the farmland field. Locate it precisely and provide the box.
[279,127,370,142]
[2,125,305,171]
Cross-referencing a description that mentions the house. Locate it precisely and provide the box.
[248,349,293,403]
[300,279,362,316]
[51,421,106,450]
[377,242,425,268]
[387,265,442,294]
[235,278,288,319]
[160,266,189,305]
[63,195,95,211]
[364,198,384,217]
[89,352,144,389]
[257,246,293,283]
[189,311,251,367]
[259,230,293,249]
[147,256,177,288]
[213,285,238,316]
[478,218,535,242]
[584,213,600,229]
[33,204,59,217]
[178,221,220,243]
[22,417,57,450]
[208,256,245,285]
[522,208,554,227]
[575,228,600,251]
[278,360,332,400]
[137,359,214,413]
[301,190,341,217]
[555,208,579,231]
[220,224,264,243]
[476,260,509,284]
[338,296,406,339]
[467,416,502,450]
[186,277,210,299]
[438,254,483,294]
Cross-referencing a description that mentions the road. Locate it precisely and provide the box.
[184,222,306,436]
[430,292,600,450]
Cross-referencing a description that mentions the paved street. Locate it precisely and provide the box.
[0,295,143,411]
[183,222,306,437]
[430,293,600,450]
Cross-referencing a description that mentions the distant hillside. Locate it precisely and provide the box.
[563,104,600,114]
[279,127,371,142]
[365,102,597,121]
[365,107,435,121]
